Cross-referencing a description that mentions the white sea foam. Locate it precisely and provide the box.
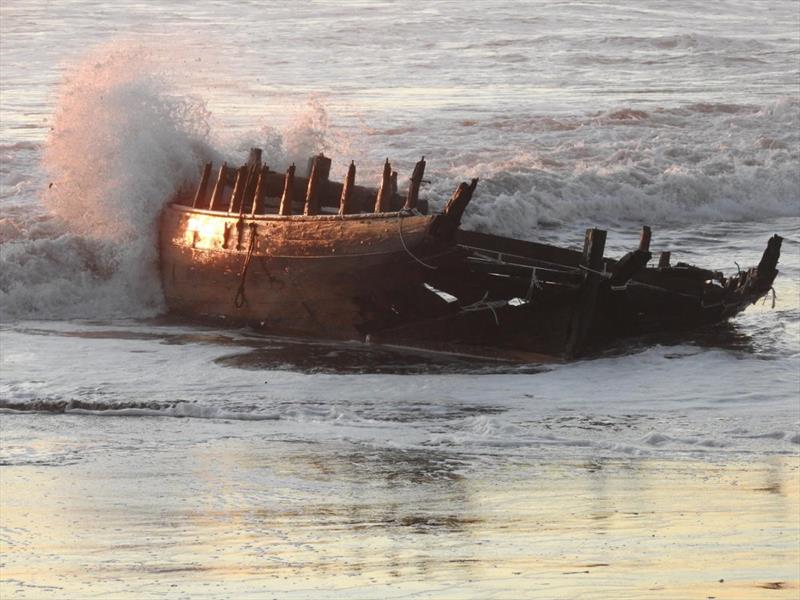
[0,41,348,321]
[1,43,214,320]
[456,98,800,235]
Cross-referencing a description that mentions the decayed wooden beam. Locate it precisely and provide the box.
[456,229,583,267]
[209,162,229,211]
[279,164,296,216]
[658,251,671,269]
[247,147,262,170]
[403,157,426,210]
[444,177,478,225]
[251,165,269,216]
[430,178,479,240]
[757,234,783,279]
[373,159,393,213]
[304,155,327,216]
[306,153,331,180]
[639,225,652,252]
[565,228,607,358]
[192,162,212,209]
[338,161,356,215]
[228,165,248,213]
[241,150,263,213]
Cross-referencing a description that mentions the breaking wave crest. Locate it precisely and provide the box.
[0,42,336,321]
[456,98,800,236]
[42,42,215,238]
[2,42,215,320]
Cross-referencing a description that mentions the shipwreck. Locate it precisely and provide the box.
[159,149,782,361]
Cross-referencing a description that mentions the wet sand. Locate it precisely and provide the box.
[1,414,797,599]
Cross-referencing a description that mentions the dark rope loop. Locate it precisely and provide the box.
[234,223,258,309]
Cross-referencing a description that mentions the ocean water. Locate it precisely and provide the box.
[1,1,799,598]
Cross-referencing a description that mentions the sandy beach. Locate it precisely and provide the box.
[2,412,797,599]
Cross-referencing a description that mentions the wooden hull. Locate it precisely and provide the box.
[160,205,461,340]
[160,203,782,361]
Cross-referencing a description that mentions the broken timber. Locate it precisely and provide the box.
[160,147,783,362]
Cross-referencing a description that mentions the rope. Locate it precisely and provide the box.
[398,210,438,270]
[460,244,580,271]
[468,253,580,275]
[460,291,507,325]
[526,267,542,301]
[234,223,258,308]
[578,264,611,278]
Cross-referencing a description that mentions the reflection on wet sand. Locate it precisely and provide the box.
[1,417,797,599]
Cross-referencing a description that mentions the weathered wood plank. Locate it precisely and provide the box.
[639,225,652,252]
[565,228,606,358]
[374,159,393,213]
[227,166,248,213]
[304,156,328,216]
[209,162,230,211]
[456,229,584,268]
[251,165,269,215]
[279,165,296,216]
[192,162,212,209]
[403,157,426,210]
[338,161,357,215]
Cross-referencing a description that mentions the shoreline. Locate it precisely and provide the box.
[2,414,798,599]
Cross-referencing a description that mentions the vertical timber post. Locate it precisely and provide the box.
[658,251,671,269]
[241,149,263,214]
[304,155,329,216]
[251,165,269,216]
[374,159,393,213]
[228,166,248,213]
[306,153,331,180]
[639,225,652,252]
[338,161,356,215]
[565,228,607,359]
[279,164,296,216]
[209,162,229,211]
[247,148,262,170]
[403,157,426,210]
[192,162,212,208]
